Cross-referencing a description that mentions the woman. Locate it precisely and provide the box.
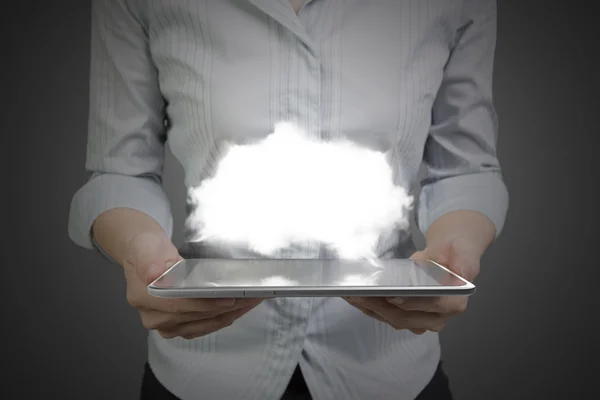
[68,1,508,399]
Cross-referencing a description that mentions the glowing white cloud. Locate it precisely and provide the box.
[186,121,413,260]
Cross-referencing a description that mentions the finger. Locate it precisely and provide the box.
[388,296,468,315]
[140,310,205,331]
[349,297,446,332]
[139,299,264,331]
[126,264,263,313]
[123,232,182,284]
[343,298,388,324]
[347,301,440,334]
[409,250,427,260]
[345,297,391,311]
[393,312,445,332]
[138,257,183,285]
[158,304,259,340]
[129,292,236,313]
[451,255,480,282]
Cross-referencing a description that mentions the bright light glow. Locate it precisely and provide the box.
[186,121,413,260]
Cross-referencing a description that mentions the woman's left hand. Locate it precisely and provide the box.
[343,236,482,335]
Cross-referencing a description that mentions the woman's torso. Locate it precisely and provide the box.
[149,0,460,189]
[144,1,462,399]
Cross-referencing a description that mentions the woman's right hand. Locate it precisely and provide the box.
[122,231,263,340]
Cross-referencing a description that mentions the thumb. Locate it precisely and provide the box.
[127,232,182,284]
[409,250,428,260]
[411,244,451,266]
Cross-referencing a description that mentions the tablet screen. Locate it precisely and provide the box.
[151,258,468,289]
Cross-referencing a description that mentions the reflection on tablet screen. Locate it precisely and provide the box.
[335,270,383,286]
[157,258,468,289]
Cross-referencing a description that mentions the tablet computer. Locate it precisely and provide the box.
[147,258,475,298]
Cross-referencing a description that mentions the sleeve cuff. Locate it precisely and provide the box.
[417,171,509,238]
[68,173,173,251]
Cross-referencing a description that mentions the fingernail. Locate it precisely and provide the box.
[216,298,236,307]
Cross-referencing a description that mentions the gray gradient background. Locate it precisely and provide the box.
[5,1,597,399]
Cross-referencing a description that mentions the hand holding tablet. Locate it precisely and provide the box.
[343,235,483,334]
